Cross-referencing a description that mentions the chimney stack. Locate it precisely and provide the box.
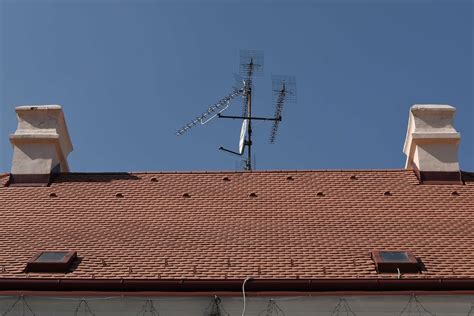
[403,104,462,184]
[9,105,73,186]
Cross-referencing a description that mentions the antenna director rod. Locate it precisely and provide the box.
[176,88,243,136]
[218,114,281,121]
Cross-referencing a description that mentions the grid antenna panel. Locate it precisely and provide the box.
[239,50,264,78]
[272,75,297,103]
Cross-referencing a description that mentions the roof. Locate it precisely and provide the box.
[0,170,473,283]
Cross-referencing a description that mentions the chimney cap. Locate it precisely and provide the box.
[15,105,63,111]
[410,104,456,112]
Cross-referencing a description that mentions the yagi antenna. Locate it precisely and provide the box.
[176,50,295,171]
[269,75,296,143]
[175,87,243,136]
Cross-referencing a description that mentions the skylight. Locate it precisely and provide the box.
[371,250,419,274]
[26,251,77,273]
[379,251,410,263]
[35,252,69,262]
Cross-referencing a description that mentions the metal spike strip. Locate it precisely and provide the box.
[269,91,286,143]
[176,88,244,136]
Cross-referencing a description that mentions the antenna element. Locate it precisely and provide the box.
[270,75,296,143]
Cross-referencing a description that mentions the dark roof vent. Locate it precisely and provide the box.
[350,175,357,180]
[451,191,460,196]
[182,193,191,198]
[49,193,58,198]
[115,193,124,198]
[316,192,325,197]
[26,251,77,273]
[222,176,231,181]
[371,250,419,274]
[249,192,258,197]
[286,176,294,181]
[384,191,392,196]
[150,177,158,182]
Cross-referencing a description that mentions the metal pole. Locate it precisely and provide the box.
[247,86,252,171]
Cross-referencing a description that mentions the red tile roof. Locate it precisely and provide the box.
[0,170,473,281]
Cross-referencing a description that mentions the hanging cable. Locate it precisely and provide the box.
[73,298,96,316]
[330,298,355,316]
[258,299,285,316]
[398,294,435,316]
[1,295,35,316]
[241,276,253,316]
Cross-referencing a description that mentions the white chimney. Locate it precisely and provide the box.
[403,104,461,184]
[9,105,73,185]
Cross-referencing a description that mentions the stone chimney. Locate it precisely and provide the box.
[403,104,462,184]
[9,105,73,185]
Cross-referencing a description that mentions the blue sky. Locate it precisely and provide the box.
[1,0,472,172]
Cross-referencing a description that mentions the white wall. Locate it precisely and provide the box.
[0,295,473,315]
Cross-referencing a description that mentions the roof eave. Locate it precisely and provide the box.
[1,278,474,293]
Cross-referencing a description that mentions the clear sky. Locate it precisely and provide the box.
[1,0,472,172]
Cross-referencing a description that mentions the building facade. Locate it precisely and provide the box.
[0,105,473,315]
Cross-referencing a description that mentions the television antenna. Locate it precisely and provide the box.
[270,75,296,143]
[176,50,296,170]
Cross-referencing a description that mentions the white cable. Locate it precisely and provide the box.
[397,268,401,279]
[241,276,253,316]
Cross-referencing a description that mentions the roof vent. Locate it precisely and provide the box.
[26,251,77,273]
[403,104,462,184]
[9,105,73,186]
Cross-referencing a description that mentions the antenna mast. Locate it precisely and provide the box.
[176,50,295,171]
[240,50,262,170]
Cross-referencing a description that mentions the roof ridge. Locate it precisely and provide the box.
[64,169,410,175]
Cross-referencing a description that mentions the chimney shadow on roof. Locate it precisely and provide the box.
[52,173,141,183]
[462,171,474,183]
